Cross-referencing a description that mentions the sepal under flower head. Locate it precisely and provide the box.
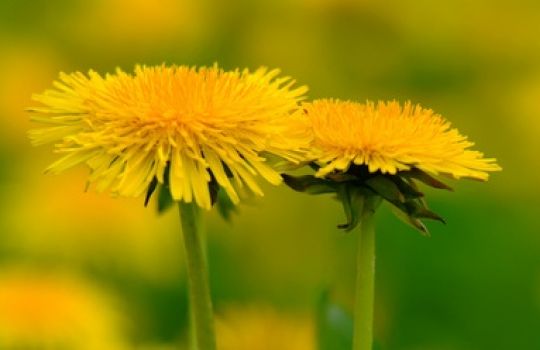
[284,165,447,235]
[145,164,238,221]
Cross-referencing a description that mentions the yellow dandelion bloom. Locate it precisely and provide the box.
[305,99,501,180]
[29,64,308,209]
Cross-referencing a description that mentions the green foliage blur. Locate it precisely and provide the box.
[0,0,538,349]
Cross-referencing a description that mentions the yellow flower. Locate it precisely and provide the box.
[305,99,501,180]
[216,305,315,350]
[0,269,128,350]
[28,65,308,209]
[284,99,501,233]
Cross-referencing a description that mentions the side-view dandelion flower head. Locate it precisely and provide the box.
[28,64,309,209]
[284,99,501,234]
[306,99,501,180]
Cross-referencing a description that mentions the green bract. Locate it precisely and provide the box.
[283,164,451,235]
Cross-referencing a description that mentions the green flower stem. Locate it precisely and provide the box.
[352,211,376,350]
[178,201,216,350]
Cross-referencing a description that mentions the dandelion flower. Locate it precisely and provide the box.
[28,64,309,350]
[28,64,308,210]
[284,98,501,350]
[307,99,500,180]
[286,99,501,233]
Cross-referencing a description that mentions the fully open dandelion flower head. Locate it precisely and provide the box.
[29,64,309,209]
[305,99,501,180]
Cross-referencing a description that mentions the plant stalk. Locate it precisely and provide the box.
[352,211,376,350]
[178,201,216,350]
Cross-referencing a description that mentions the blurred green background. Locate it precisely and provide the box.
[0,0,538,349]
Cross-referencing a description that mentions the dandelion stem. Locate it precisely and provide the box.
[178,201,216,350]
[352,211,376,350]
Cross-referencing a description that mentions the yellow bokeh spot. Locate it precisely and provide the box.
[216,305,315,350]
[0,268,128,350]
